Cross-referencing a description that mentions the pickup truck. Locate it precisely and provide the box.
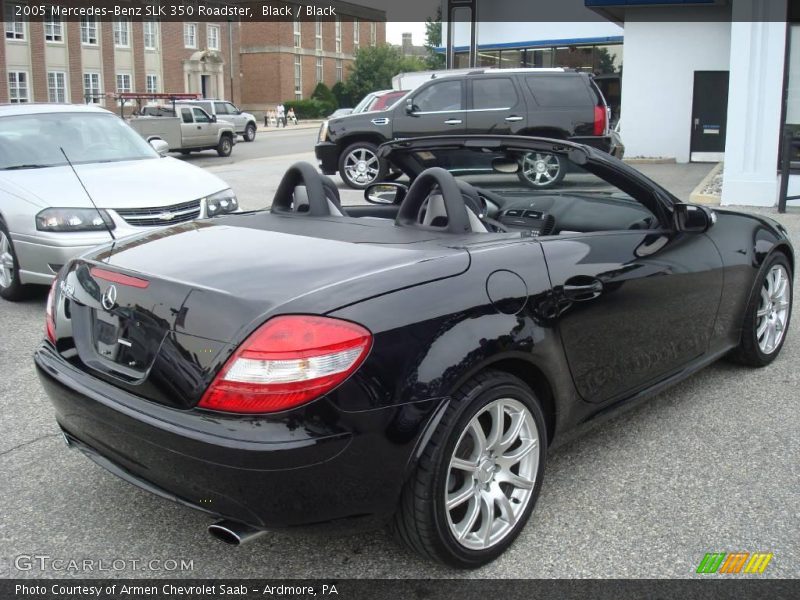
[130,104,236,157]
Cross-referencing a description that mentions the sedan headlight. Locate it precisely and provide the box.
[318,120,329,143]
[36,208,115,232]
[205,189,239,217]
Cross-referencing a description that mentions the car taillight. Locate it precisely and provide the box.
[198,315,372,414]
[593,105,606,136]
[45,279,57,344]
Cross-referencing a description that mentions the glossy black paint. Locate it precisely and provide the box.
[35,135,793,533]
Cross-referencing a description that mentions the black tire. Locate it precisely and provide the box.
[338,141,388,190]
[729,252,793,367]
[518,152,566,189]
[0,218,29,302]
[392,370,547,568]
[216,135,233,157]
[244,123,257,142]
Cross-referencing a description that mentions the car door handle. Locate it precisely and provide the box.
[562,277,604,301]
[197,125,202,129]
[444,119,462,125]
[505,116,524,122]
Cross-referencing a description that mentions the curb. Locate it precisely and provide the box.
[690,162,724,205]
[623,157,677,165]
[257,121,323,133]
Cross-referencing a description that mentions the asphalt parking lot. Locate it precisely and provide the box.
[1,132,798,579]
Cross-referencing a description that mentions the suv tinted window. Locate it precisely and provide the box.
[472,77,517,110]
[214,102,228,114]
[413,80,463,112]
[526,75,593,107]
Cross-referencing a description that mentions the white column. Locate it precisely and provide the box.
[721,0,787,206]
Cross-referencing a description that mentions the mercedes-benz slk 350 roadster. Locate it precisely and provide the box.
[35,136,794,568]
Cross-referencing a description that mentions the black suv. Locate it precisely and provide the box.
[315,68,618,189]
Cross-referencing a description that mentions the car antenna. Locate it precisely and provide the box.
[59,147,116,242]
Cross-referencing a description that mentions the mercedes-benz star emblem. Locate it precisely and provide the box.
[101,285,118,311]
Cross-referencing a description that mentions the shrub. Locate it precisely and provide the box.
[311,82,337,115]
[283,99,328,119]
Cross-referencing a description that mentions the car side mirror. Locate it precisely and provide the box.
[365,182,408,205]
[674,203,715,233]
[211,115,217,123]
[405,98,416,115]
[149,138,170,157]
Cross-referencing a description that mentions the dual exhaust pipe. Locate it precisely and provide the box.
[208,520,267,546]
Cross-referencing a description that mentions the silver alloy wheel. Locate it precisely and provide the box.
[0,230,14,289]
[756,264,791,354]
[521,152,561,186]
[343,147,380,186]
[445,398,539,551]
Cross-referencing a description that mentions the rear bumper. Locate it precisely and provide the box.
[315,142,339,175]
[35,343,438,530]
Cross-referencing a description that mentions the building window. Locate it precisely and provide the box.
[47,71,67,103]
[294,55,302,100]
[113,20,130,47]
[293,20,301,48]
[4,4,25,40]
[353,17,359,48]
[370,22,377,47]
[315,19,322,52]
[316,57,323,83]
[143,19,158,50]
[80,17,98,45]
[8,72,29,103]
[207,24,220,51]
[336,59,343,82]
[83,72,101,104]
[44,17,64,43]
[146,74,159,94]
[116,73,132,95]
[183,23,197,49]
[335,17,341,53]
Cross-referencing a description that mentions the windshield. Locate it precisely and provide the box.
[0,112,158,170]
[352,94,376,114]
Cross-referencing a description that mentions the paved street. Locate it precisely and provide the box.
[1,126,798,579]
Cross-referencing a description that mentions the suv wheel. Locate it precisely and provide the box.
[339,142,388,190]
[0,220,28,301]
[244,123,257,142]
[518,152,566,189]
[216,135,233,157]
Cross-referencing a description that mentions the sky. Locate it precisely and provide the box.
[386,22,429,47]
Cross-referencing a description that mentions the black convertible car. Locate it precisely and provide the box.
[35,136,793,568]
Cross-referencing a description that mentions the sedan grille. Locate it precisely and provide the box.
[115,199,201,227]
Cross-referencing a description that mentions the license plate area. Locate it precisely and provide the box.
[83,306,165,380]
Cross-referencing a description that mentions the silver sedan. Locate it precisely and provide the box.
[0,103,238,301]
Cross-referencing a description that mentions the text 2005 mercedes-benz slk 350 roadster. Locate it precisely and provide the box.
[35,136,793,568]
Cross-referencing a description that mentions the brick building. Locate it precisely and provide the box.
[238,7,386,111]
[2,1,384,111]
[2,4,240,107]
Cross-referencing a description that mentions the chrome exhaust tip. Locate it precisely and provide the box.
[208,520,267,546]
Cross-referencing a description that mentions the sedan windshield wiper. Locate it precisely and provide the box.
[2,163,55,170]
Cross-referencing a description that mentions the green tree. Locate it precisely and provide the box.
[424,8,446,70]
[331,81,353,108]
[345,45,425,105]
[595,47,618,74]
[311,82,337,114]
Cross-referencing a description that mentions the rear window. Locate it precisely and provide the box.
[526,75,594,107]
[472,77,518,110]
